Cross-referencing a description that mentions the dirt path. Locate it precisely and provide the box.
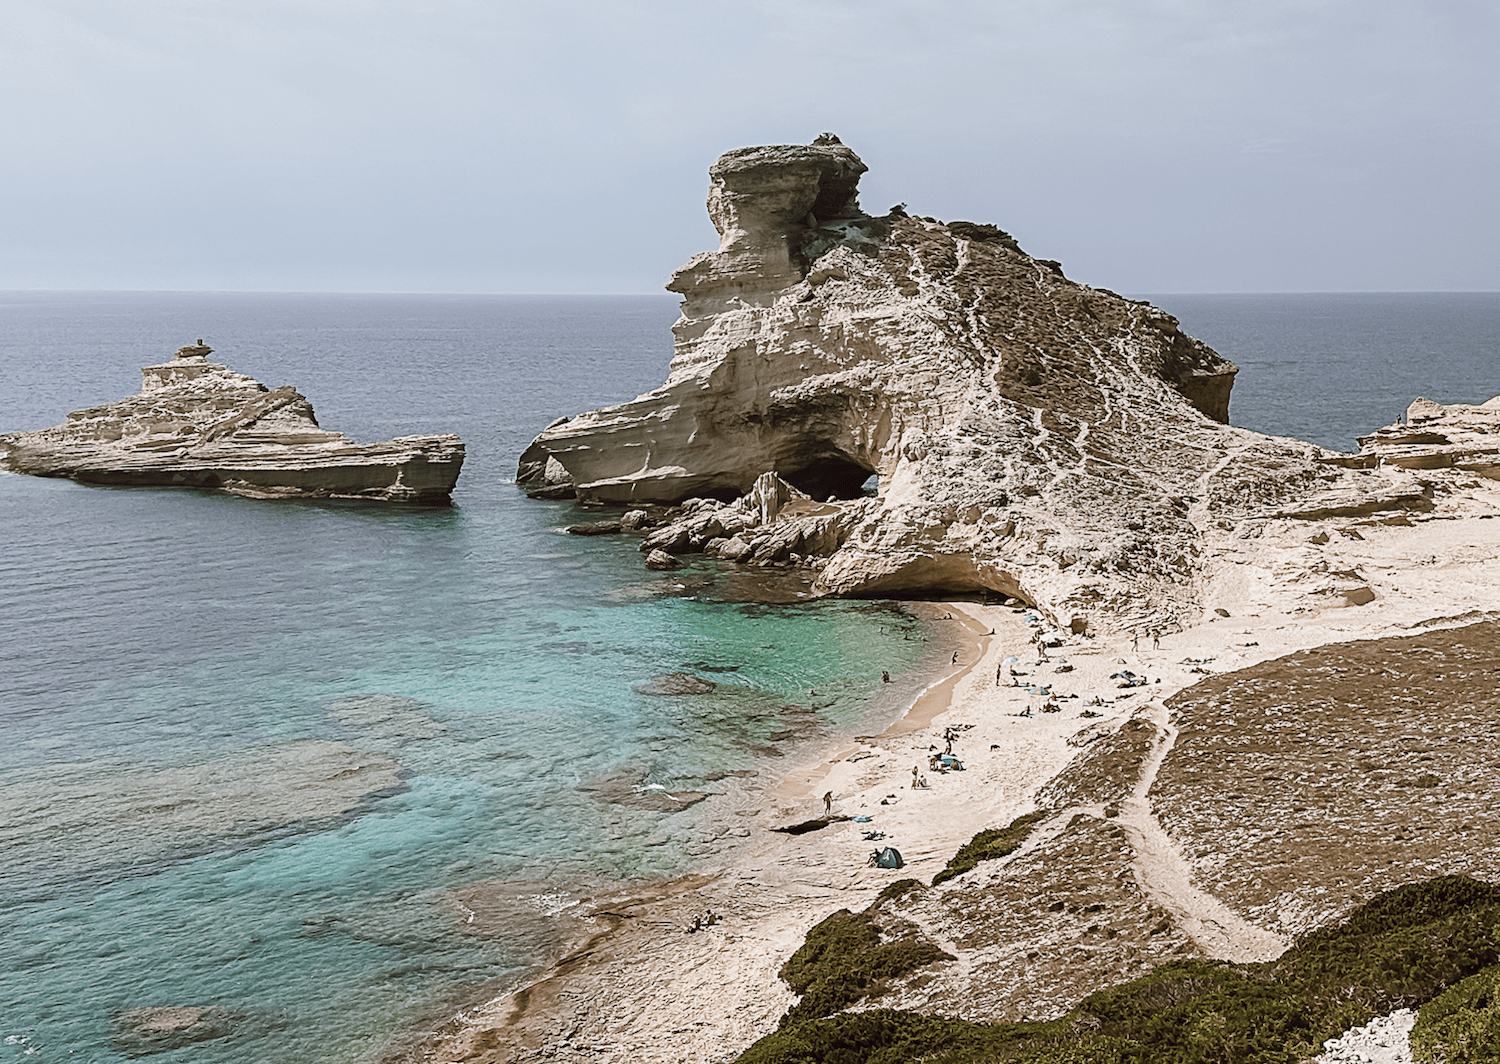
[1115,700,1289,962]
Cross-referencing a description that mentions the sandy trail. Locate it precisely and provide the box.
[1115,700,1289,962]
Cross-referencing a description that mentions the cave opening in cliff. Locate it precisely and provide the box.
[781,452,876,501]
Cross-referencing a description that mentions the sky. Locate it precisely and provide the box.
[1,0,1496,294]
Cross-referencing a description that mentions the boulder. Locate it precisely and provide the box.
[566,520,623,536]
[644,549,682,571]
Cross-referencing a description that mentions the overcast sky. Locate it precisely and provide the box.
[2,0,1495,294]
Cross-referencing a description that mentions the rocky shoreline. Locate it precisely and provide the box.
[0,342,464,503]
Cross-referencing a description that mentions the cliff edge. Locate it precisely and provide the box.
[518,137,1432,628]
[1,343,464,504]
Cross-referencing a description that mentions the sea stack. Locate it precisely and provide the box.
[0,343,464,504]
[519,136,1437,630]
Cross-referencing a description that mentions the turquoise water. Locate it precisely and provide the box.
[0,294,936,1063]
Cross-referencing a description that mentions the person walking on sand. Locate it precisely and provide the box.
[823,791,833,814]
[1131,630,1140,651]
[996,661,1003,686]
[1151,629,1161,650]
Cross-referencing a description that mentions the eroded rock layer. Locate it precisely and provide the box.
[2,345,464,503]
[520,137,1433,627]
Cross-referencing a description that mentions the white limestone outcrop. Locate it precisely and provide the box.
[519,137,1445,628]
[1,344,464,503]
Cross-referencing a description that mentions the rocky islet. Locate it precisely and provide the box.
[0,341,464,503]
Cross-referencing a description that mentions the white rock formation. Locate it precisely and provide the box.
[519,137,1444,628]
[1,344,464,503]
[1351,395,1500,476]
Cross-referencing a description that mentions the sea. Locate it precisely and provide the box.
[1,290,1497,1063]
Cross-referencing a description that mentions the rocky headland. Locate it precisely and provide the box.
[0,342,464,503]
[518,136,1440,636]
[403,139,1500,1063]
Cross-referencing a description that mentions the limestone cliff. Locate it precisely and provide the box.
[1,344,464,504]
[518,137,1429,629]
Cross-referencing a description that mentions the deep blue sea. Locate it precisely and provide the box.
[1,291,1497,1063]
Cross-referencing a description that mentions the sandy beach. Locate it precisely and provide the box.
[395,483,1500,1064]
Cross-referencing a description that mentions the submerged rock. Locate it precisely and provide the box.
[0,343,464,503]
[632,672,717,696]
[575,766,711,811]
[111,1005,246,1057]
[518,136,1446,628]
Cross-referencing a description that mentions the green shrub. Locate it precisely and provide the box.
[932,810,1049,886]
[1412,964,1500,1063]
[945,221,1021,251]
[1272,876,1500,1018]
[779,910,953,1024]
[740,1009,1081,1064]
[875,879,925,906]
[735,877,1500,1064]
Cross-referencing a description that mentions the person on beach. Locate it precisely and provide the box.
[996,662,1003,686]
[1131,630,1140,651]
[823,791,833,813]
[882,670,891,683]
[951,650,959,664]
[1151,630,1161,650]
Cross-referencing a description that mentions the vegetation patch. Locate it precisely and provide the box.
[1412,963,1500,1062]
[931,810,1049,886]
[945,220,1022,252]
[735,876,1500,1064]
[874,878,925,906]
[778,907,954,1026]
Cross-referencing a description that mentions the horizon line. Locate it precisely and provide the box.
[1,287,1499,298]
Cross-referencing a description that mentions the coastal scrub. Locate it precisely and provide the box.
[737,875,1500,1063]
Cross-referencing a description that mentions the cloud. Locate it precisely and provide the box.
[0,0,1494,291]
